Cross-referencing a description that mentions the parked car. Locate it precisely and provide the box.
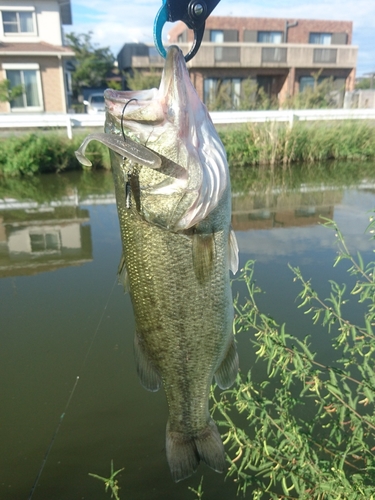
[83,93,105,114]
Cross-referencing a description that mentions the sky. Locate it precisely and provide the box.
[65,0,375,77]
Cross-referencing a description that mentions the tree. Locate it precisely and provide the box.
[356,76,374,90]
[0,79,23,103]
[125,68,161,91]
[65,32,115,97]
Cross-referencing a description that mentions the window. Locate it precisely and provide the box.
[299,75,334,92]
[65,71,72,95]
[210,30,224,61]
[30,231,61,253]
[2,10,35,34]
[257,31,283,43]
[210,30,224,43]
[309,33,332,45]
[204,78,241,109]
[5,64,43,110]
[257,76,275,97]
[209,30,240,62]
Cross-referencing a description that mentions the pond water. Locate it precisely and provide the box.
[1,163,375,499]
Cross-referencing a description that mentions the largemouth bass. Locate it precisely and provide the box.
[76,45,239,482]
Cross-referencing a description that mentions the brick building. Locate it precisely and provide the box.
[0,0,74,113]
[120,16,357,107]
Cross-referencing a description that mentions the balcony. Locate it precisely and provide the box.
[131,42,357,70]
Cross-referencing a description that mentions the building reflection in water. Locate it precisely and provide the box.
[0,201,92,278]
[231,186,342,231]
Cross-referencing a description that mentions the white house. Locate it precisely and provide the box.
[0,0,74,113]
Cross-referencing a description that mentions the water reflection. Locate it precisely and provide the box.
[0,205,92,277]
[232,186,341,231]
[0,168,366,278]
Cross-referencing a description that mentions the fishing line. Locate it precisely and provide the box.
[27,376,79,500]
[28,275,118,499]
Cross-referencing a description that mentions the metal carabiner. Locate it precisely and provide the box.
[153,0,220,62]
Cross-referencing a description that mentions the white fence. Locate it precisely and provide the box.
[1,108,375,138]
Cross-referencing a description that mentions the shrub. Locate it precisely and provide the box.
[0,133,110,176]
[211,215,375,498]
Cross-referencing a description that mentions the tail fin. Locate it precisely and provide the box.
[166,419,225,482]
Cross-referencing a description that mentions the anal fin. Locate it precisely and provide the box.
[134,334,161,392]
[215,339,239,389]
[192,232,215,284]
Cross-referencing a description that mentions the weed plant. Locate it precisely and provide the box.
[210,215,375,498]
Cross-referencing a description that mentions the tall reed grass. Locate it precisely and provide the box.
[220,120,375,168]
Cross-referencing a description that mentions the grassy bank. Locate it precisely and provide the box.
[0,119,375,176]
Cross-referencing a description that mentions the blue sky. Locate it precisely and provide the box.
[66,0,374,76]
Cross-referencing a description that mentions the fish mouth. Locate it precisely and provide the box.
[104,45,229,231]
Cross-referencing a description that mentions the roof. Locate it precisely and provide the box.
[0,42,75,57]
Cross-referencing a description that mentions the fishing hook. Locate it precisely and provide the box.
[120,98,138,143]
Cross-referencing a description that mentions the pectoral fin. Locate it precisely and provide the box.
[215,339,239,389]
[134,334,161,392]
[228,229,239,275]
[192,232,215,284]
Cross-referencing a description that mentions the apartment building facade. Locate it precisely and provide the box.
[0,0,74,113]
[122,16,357,107]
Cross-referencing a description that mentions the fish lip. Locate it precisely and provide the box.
[104,45,187,117]
[161,45,185,90]
[104,88,157,105]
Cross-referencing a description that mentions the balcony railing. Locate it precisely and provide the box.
[131,43,357,69]
[261,47,287,63]
[313,48,337,64]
